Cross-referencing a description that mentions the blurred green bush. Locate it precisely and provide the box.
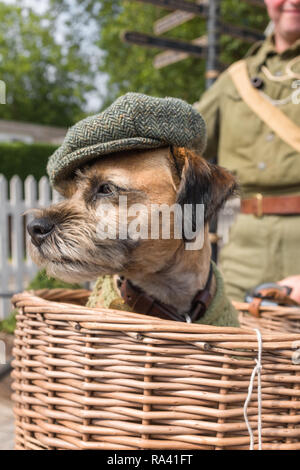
[27,269,81,291]
[0,142,57,181]
[0,270,82,334]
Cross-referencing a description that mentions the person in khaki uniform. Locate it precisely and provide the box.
[194,0,300,301]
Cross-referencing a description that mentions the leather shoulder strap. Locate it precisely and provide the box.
[228,60,300,153]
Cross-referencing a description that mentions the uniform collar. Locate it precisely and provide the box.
[249,34,300,68]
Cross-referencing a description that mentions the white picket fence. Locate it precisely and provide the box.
[0,174,240,320]
[0,174,63,319]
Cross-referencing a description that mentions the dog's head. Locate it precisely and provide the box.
[27,147,238,283]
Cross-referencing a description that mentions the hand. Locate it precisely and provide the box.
[278,275,300,304]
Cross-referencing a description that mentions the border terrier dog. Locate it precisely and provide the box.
[27,93,239,326]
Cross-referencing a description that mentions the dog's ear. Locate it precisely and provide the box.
[173,147,238,223]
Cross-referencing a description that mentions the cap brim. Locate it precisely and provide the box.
[48,137,166,192]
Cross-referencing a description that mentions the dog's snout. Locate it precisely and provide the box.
[27,217,55,247]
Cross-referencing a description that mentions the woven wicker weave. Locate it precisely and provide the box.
[11,289,300,450]
[236,301,300,334]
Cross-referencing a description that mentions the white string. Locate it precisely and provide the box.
[243,328,263,450]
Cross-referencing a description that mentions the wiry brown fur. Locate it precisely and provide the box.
[28,147,238,314]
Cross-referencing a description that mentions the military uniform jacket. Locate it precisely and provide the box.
[195,35,300,197]
[194,36,300,300]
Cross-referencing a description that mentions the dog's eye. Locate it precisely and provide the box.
[97,183,114,196]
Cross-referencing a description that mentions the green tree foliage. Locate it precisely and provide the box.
[51,0,268,108]
[0,2,95,126]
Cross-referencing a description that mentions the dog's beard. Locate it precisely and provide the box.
[28,223,138,283]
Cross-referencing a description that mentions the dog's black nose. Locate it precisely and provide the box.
[27,217,55,247]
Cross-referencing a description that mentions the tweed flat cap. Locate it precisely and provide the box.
[47,92,207,189]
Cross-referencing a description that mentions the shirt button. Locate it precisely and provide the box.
[251,76,264,89]
[266,132,274,142]
[275,70,283,76]
[258,162,266,170]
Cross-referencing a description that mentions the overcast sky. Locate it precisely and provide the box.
[2,0,49,14]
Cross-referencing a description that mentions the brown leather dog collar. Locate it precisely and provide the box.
[117,262,213,323]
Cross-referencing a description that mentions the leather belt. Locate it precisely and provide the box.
[241,194,300,217]
[117,263,213,323]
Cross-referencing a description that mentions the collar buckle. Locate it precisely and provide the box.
[184,313,192,323]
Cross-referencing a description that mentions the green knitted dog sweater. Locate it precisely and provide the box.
[87,262,239,327]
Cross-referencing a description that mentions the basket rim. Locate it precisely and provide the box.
[11,289,300,342]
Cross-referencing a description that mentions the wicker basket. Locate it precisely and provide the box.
[11,289,300,450]
[236,300,300,334]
